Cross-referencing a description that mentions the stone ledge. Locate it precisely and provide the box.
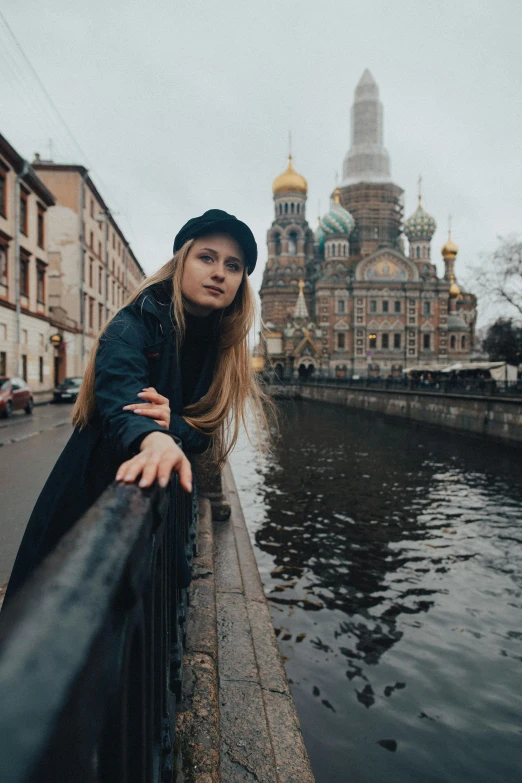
[178,471,315,783]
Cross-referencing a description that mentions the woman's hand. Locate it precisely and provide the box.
[116,431,192,493]
[122,387,171,429]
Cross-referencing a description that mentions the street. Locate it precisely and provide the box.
[0,403,73,593]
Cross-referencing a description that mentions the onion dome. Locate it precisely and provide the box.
[447,313,467,330]
[442,236,459,258]
[272,154,308,196]
[449,277,462,297]
[403,196,436,241]
[320,188,355,237]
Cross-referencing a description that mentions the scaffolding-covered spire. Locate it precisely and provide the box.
[342,69,392,186]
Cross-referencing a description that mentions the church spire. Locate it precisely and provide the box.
[292,279,309,320]
[342,69,391,185]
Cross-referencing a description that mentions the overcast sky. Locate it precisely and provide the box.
[1,0,521,326]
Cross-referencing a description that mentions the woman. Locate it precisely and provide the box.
[3,209,267,606]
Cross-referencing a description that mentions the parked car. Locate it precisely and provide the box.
[53,376,83,403]
[0,377,34,418]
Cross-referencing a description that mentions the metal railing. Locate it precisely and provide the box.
[268,374,522,399]
[0,475,197,783]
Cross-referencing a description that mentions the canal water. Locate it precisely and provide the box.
[229,400,522,783]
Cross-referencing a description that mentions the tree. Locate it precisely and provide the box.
[473,236,522,318]
[482,318,522,366]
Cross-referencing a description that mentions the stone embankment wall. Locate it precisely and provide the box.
[281,384,522,446]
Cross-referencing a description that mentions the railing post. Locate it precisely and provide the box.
[194,451,231,521]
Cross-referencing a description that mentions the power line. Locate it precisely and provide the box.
[0,9,138,246]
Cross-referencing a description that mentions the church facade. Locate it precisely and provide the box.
[259,70,477,380]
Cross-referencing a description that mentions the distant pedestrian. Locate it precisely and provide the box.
[3,209,269,606]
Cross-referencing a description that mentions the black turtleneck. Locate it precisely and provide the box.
[179,311,217,406]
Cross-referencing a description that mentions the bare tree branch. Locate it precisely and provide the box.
[471,236,522,319]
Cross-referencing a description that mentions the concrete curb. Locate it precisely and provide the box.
[219,463,315,783]
[176,467,315,782]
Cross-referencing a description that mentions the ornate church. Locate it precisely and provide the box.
[259,70,477,379]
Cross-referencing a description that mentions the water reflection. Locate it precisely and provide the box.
[230,401,522,783]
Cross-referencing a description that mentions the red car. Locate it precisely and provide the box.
[0,377,34,418]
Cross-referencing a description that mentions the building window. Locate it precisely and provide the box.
[98,241,102,258]
[409,339,415,346]
[356,329,363,336]
[356,339,363,346]
[370,300,377,313]
[288,232,297,254]
[369,333,377,349]
[89,297,94,329]
[337,332,345,349]
[20,256,29,297]
[409,317,415,324]
[39,356,44,383]
[416,246,420,258]
[461,335,466,350]
[284,203,288,214]
[20,191,28,235]
[382,300,389,313]
[357,348,363,355]
[36,262,45,303]
[0,244,7,286]
[394,301,401,313]
[90,230,94,248]
[0,168,6,217]
[98,302,104,328]
[423,301,431,316]
[297,203,300,214]
[37,206,45,248]
[450,335,456,349]
[338,300,345,313]
[394,333,401,349]
[22,354,27,382]
[89,259,94,288]
[98,266,103,293]
[90,199,94,218]
[423,333,431,349]
[0,351,6,375]
[382,333,389,349]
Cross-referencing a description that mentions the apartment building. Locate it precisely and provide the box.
[0,133,57,396]
[32,158,145,378]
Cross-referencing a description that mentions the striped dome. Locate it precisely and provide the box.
[404,198,436,241]
[320,189,355,237]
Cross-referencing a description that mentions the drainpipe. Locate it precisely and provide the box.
[14,161,29,377]
[79,169,89,370]
[104,210,110,321]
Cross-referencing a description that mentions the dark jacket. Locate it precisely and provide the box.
[3,281,217,604]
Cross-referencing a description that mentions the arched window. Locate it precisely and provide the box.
[284,203,288,214]
[428,246,431,259]
[461,336,466,350]
[416,246,420,259]
[291,203,294,214]
[279,204,282,215]
[296,203,300,214]
[288,232,297,255]
[450,335,456,349]
[274,234,281,256]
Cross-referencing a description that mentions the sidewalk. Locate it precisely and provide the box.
[176,463,315,783]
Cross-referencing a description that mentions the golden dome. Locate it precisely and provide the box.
[449,280,461,297]
[441,236,459,257]
[272,155,308,196]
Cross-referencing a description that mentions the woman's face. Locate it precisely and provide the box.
[181,232,245,316]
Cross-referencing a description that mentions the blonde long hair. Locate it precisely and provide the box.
[73,239,273,466]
